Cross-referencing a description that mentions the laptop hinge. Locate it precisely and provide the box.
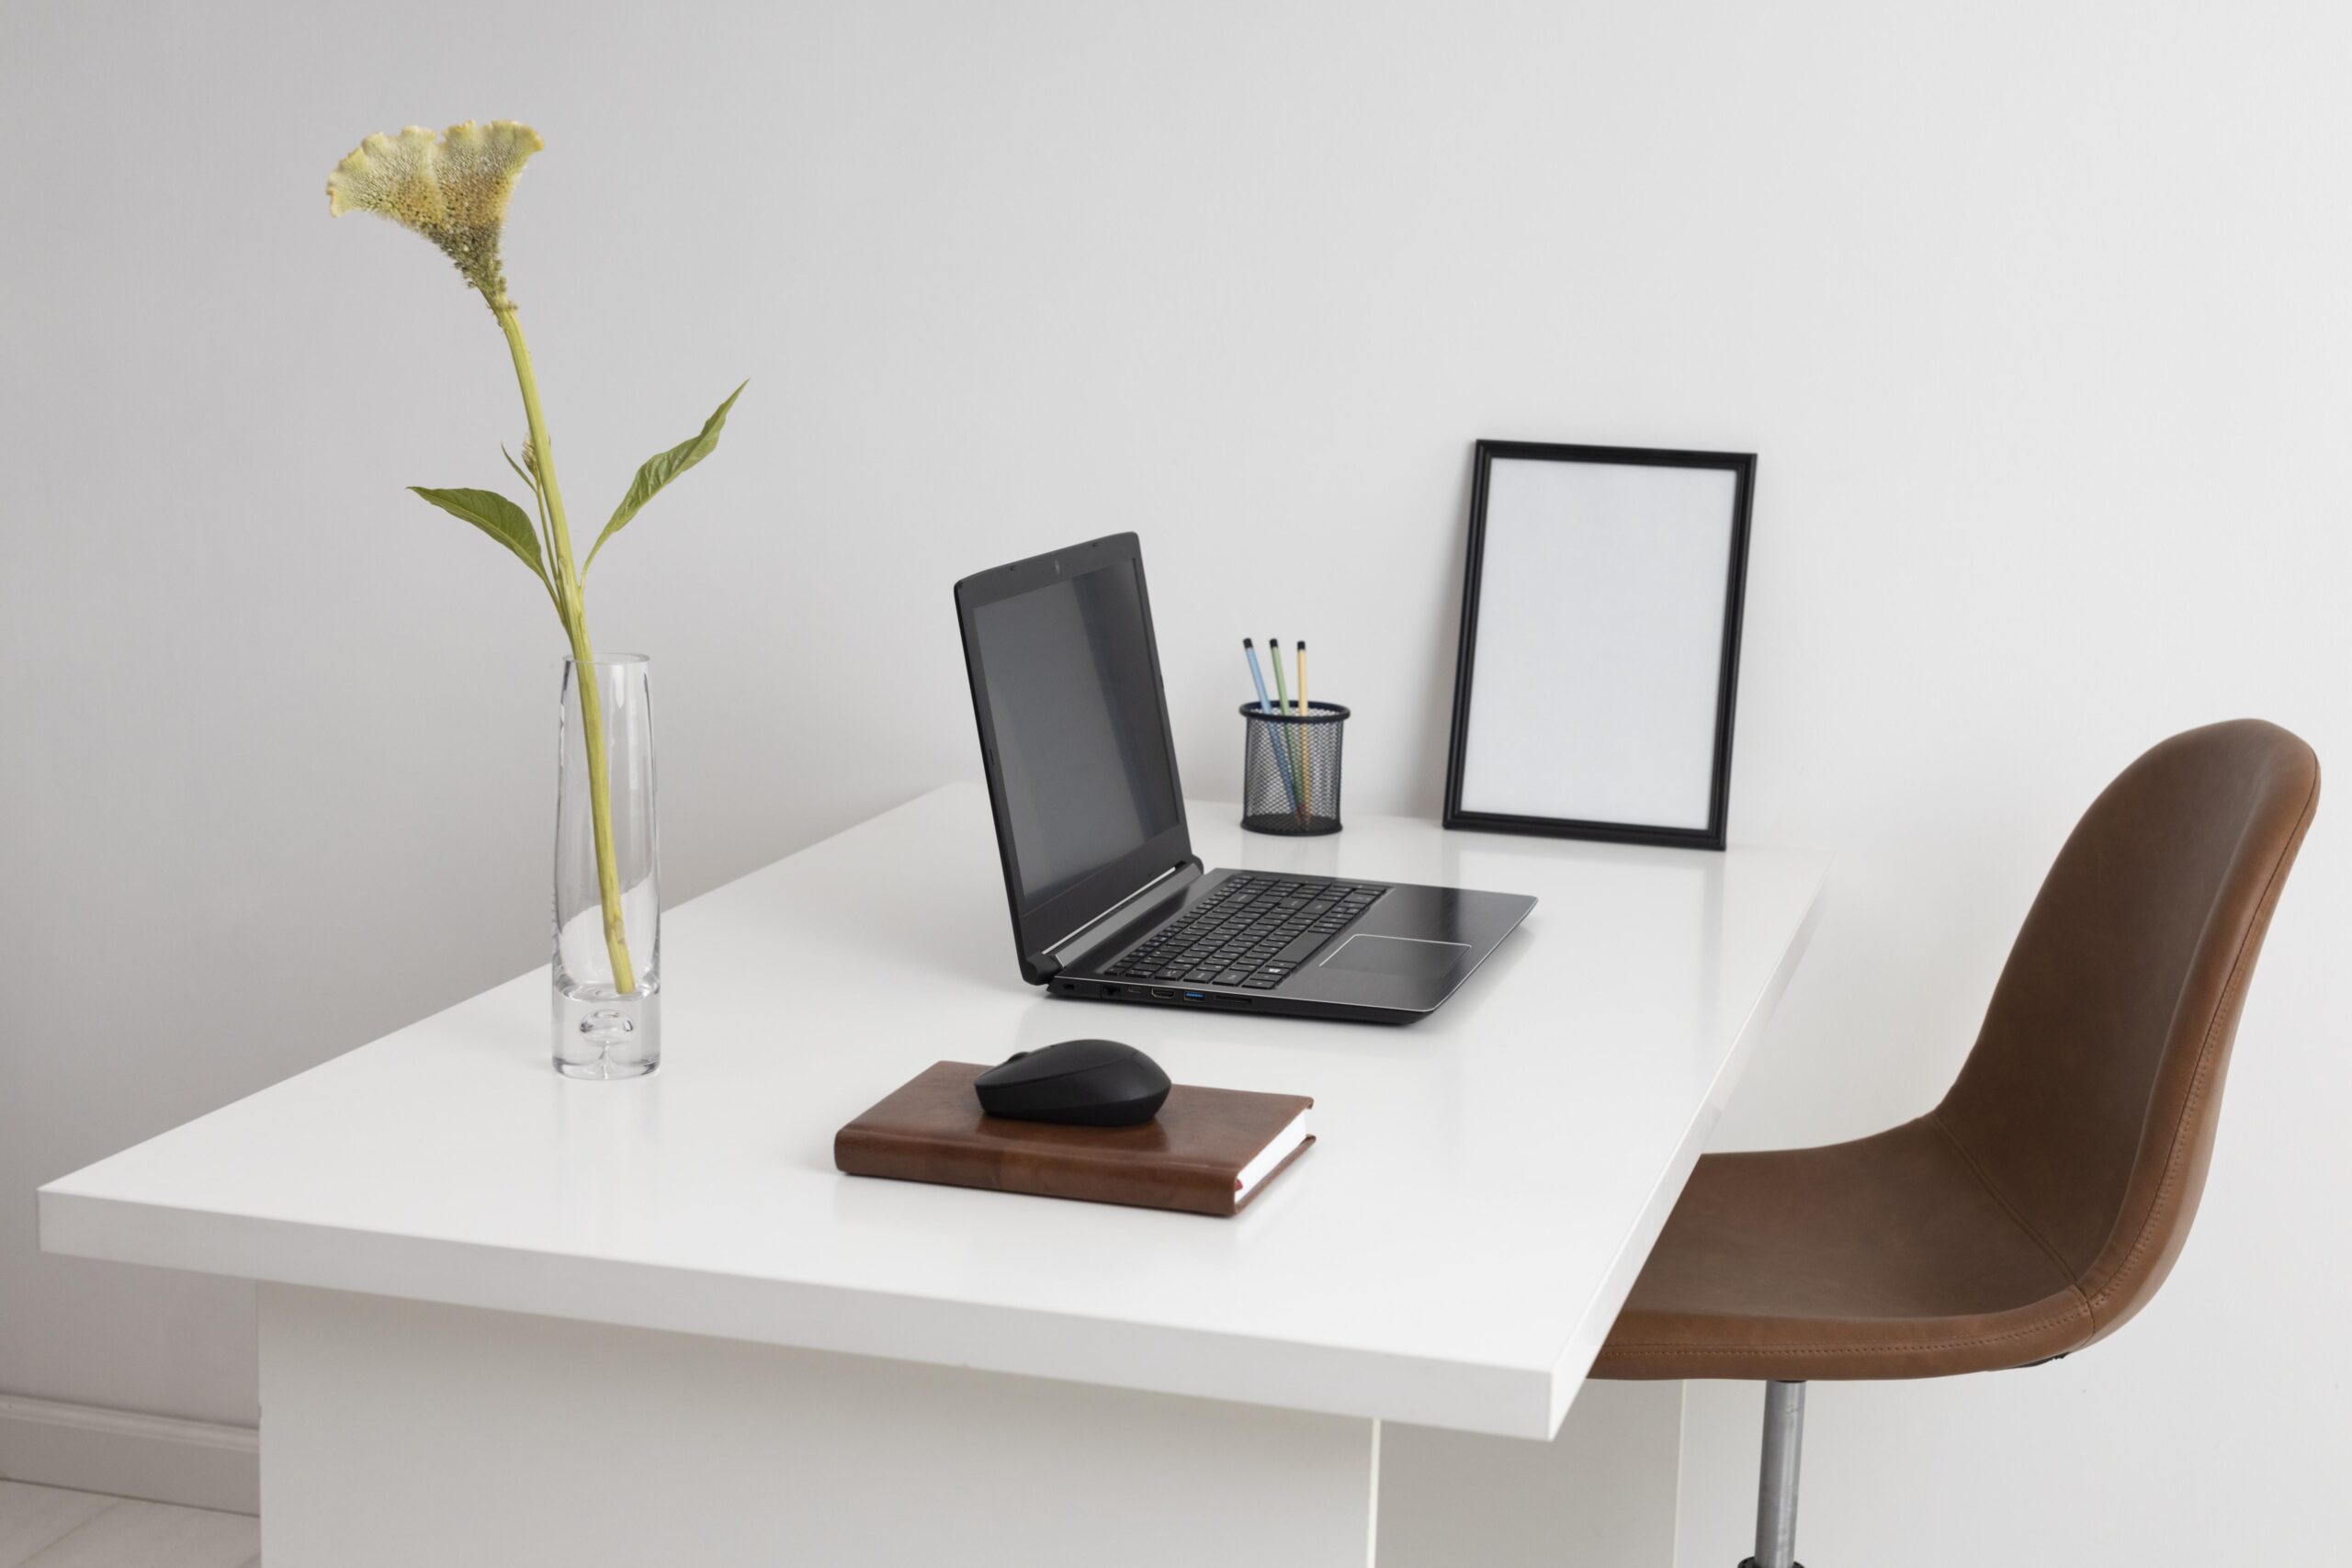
[1031,859,1204,980]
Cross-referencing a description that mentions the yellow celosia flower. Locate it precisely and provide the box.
[327,121,543,308]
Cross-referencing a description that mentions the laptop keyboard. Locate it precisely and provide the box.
[1098,874,1390,991]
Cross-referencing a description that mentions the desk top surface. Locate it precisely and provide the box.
[40,784,1826,1438]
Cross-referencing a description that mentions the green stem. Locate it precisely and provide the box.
[495,303,639,995]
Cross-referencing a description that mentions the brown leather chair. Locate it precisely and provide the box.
[1594,719,2320,1568]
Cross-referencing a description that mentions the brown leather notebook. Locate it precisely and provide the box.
[835,1061,1316,1217]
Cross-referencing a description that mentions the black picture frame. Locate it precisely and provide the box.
[1442,440,1756,851]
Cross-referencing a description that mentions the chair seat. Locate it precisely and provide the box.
[1593,1117,2094,1382]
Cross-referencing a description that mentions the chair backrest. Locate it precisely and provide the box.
[1932,720,2318,1344]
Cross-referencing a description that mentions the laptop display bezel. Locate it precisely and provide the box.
[954,533,1193,984]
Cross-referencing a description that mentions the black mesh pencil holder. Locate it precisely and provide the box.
[1239,702,1348,836]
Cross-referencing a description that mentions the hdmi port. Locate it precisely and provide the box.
[1149,987,1177,999]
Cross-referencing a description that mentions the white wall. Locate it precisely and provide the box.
[3,0,2346,1558]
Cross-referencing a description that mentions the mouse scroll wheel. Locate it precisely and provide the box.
[1005,1051,1031,1062]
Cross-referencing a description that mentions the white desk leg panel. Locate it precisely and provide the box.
[257,1285,1378,1568]
[1377,1382,1682,1567]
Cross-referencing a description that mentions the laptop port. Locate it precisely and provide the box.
[1150,987,1177,999]
[1182,991,1205,1000]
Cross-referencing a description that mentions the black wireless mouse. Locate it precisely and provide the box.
[973,1040,1171,1126]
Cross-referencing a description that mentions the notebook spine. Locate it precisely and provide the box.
[833,1126,1238,1216]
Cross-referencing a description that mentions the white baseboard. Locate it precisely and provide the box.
[0,1394,258,1516]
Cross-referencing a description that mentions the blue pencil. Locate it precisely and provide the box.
[1242,638,1301,808]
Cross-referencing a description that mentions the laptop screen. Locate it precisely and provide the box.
[967,553,1183,913]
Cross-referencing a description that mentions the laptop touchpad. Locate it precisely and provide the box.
[1321,934,1470,981]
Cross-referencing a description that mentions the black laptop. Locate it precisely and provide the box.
[955,533,1534,1023]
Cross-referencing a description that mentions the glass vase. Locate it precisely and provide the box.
[553,653,661,1078]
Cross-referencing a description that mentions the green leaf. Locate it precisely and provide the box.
[408,486,549,585]
[583,380,746,573]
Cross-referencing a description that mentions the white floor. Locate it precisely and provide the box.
[0,1481,256,1568]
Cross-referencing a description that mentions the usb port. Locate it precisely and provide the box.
[1182,991,1205,1000]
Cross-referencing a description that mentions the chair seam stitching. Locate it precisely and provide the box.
[1924,1109,2083,1295]
[2082,768,2319,1323]
[1594,1300,2092,1359]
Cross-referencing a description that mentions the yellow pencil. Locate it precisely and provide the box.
[1295,639,1311,818]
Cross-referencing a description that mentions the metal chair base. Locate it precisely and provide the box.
[1750,1380,1806,1568]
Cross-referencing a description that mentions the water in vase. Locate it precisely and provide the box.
[554,654,662,1078]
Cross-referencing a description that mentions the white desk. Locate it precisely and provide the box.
[41,784,1826,1567]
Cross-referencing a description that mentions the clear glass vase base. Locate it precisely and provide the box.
[552,983,662,1079]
